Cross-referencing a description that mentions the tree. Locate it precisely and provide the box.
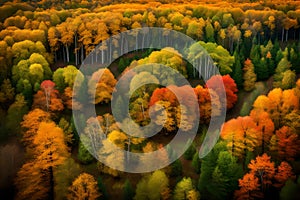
[15,161,49,200]
[78,136,95,164]
[252,88,299,128]
[54,158,81,200]
[280,178,300,200]
[0,79,15,108]
[249,110,275,153]
[34,122,69,199]
[192,152,201,174]
[198,142,227,199]
[88,68,117,104]
[209,151,243,200]
[206,74,238,109]
[248,153,275,191]
[234,173,261,200]
[123,179,135,200]
[5,94,28,135]
[273,57,296,89]
[33,80,64,113]
[173,177,198,200]
[184,143,196,160]
[243,59,257,92]
[68,173,101,200]
[170,159,183,177]
[197,41,234,75]
[274,161,295,188]
[21,108,50,148]
[134,170,169,200]
[270,126,300,161]
[231,50,243,89]
[221,116,259,158]
[194,85,221,124]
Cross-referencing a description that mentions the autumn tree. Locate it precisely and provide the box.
[32,80,64,113]
[252,88,299,128]
[34,122,69,199]
[88,68,117,104]
[234,173,262,200]
[221,116,259,159]
[21,108,50,148]
[243,59,257,92]
[248,153,275,191]
[249,110,275,153]
[270,126,300,161]
[68,173,101,200]
[274,161,295,188]
[206,74,238,109]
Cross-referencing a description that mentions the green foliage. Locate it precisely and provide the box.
[231,50,243,89]
[273,57,296,89]
[192,152,201,174]
[174,177,198,200]
[54,158,81,200]
[78,137,94,164]
[170,159,183,177]
[208,151,243,200]
[97,177,109,200]
[5,94,28,135]
[123,179,135,200]
[184,143,196,160]
[134,170,169,200]
[198,141,227,199]
[197,41,235,75]
[280,178,300,200]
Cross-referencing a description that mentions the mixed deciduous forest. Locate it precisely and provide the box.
[0,0,300,199]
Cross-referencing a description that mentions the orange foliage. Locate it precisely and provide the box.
[248,153,275,189]
[221,116,259,158]
[206,74,238,109]
[234,173,261,200]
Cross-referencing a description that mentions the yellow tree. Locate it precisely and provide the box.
[221,116,259,159]
[68,173,101,200]
[88,68,117,104]
[21,108,50,149]
[34,122,69,199]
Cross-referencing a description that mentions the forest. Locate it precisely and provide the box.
[0,0,300,199]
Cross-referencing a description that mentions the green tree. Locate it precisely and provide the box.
[134,170,169,200]
[170,159,183,177]
[198,142,227,199]
[231,50,243,89]
[174,177,199,200]
[54,158,81,200]
[123,179,135,200]
[78,136,94,164]
[192,152,201,174]
[97,177,109,200]
[5,94,28,135]
[184,143,196,160]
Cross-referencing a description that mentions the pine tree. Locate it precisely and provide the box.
[123,179,135,200]
[231,50,243,89]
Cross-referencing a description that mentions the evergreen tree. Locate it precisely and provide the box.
[123,179,134,200]
[97,177,109,200]
[192,152,201,174]
[231,50,243,89]
[171,159,183,177]
[255,57,269,80]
